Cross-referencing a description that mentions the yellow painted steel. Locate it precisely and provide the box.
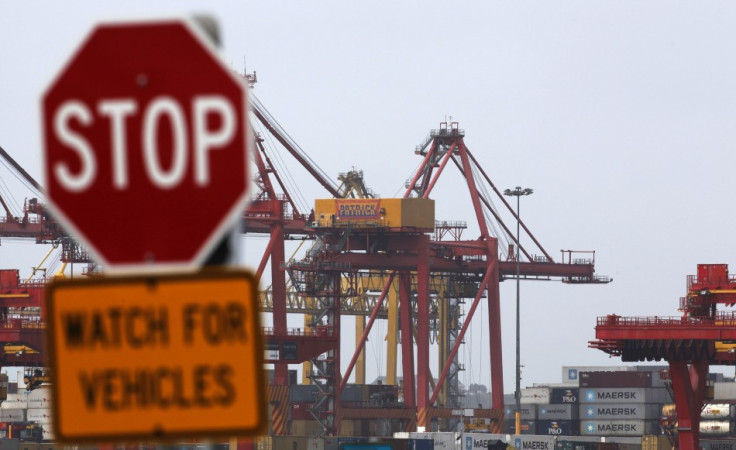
[386,278,399,386]
[314,198,435,229]
[0,294,29,298]
[25,244,57,282]
[355,315,366,384]
[3,345,39,355]
[302,314,313,384]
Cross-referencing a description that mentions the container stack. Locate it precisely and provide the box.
[578,371,665,437]
[504,387,581,436]
[662,402,736,438]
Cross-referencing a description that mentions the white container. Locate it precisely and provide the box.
[700,420,734,436]
[410,432,456,450]
[713,382,736,400]
[27,408,52,424]
[580,387,669,404]
[42,427,55,442]
[580,403,661,420]
[509,435,555,450]
[702,403,736,419]
[462,433,507,450]
[562,366,632,384]
[0,409,25,422]
[580,420,657,436]
[520,387,550,405]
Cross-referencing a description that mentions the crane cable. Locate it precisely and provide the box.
[251,117,310,214]
[250,95,339,195]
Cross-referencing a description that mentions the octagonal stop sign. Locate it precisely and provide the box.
[41,19,249,271]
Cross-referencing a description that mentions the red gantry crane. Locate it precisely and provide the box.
[590,263,736,450]
[260,121,610,436]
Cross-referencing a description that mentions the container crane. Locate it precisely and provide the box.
[590,263,736,450]
[281,122,609,435]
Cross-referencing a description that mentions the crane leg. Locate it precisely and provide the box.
[670,358,708,450]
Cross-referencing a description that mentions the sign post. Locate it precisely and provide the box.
[40,18,263,442]
[47,271,266,442]
[42,18,250,272]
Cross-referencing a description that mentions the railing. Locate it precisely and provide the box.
[597,311,736,327]
[261,326,335,338]
[435,220,467,229]
[560,250,595,265]
[687,274,736,291]
[0,319,45,330]
[0,216,43,225]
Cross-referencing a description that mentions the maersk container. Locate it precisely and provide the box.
[580,388,669,404]
[409,432,455,450]
[580,403,661,420]
[539,404,578,420]
[505,404,537,420]
[504,420,537,435]
[700,440,736,450]
[580,420,658,436]
[555,440,597,450]
[510,435,556,450]
[551,388,580,405]
[562,366,632,384]
[700,420,735,436]
[536,420,578,436]
[462,433,507,450]
[580,371,652,388]
[521,387,551,404]
[702,403,736,419]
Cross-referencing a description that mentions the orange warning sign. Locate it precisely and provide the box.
[46,270,266,442]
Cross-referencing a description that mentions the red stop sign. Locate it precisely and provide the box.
[41,19,249,271]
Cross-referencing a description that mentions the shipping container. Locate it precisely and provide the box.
[555,440,597,450]
[580,388,669,404]
[713,382,736,400]
[702,404,736,419]
[580,404,661,420]
[291,420,322,436]
[521,387,551,404]
[0,410,24,423]
[291,402,314,420]
[539,404,578,421]
[342,385,364,402]
[409,432,456,450]
[536,420,578,436]
[562,367,633,384]
[461,433,507,450]
[580,372,652,388]
[700,439,736,450]
[505,404,537,420]
[273,436,312,450]
[291,385,319,402]
[504,420,537,435]
[580,420,658,436]
[26,409,51,424]
[551,388,580,405]
[0,401,27,410]
[510,435,556,450]
[700,421,735,436]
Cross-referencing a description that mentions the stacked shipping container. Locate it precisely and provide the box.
[578,371,665,437]
[507,368,669,437]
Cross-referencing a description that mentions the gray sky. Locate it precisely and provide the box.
[2,2,736,394]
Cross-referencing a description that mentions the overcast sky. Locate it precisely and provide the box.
[2,2,736,394]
